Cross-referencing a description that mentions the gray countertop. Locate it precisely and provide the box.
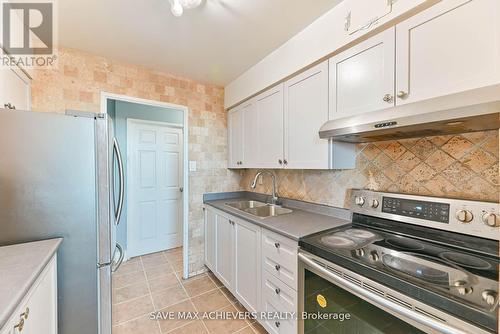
[0,238,62,329]
[204,192,352,240]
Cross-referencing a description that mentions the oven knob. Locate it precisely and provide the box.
[453,280,473,295]
[369,251,379,262]
[370,199,380,208]
[482,290,498,306]
[354,248,365,257]
[455,209,473,223]
[482,213,500,227]
[355,196,365,207]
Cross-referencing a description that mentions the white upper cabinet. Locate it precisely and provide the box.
[343,0,393,36]
[329,27,395,120]
[228,107,245,168]
[395,0,500,105]
[284,61,329,169]
[255,84,284,169]
[242,101,259,168]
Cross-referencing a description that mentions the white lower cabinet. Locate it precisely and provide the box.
[0,255,57,334]
[204,206,298,333]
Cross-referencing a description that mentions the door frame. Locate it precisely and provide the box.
[101,92,190,279]
[126,118,184,259]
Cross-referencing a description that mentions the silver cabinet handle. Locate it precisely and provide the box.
[275,288,280,295]
[278,159,283,165]
[283,159,288,165]
[274,242,280,249]
[397,91,408,98]
[111,243,124,272]
[4,103,15,109]
[298,252,469,334]
[383,94,393,103]
[275,264,280,271]
[113,138,125,225]
[179,187,184,192]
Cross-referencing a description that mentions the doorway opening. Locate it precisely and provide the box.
[101,92,189,280]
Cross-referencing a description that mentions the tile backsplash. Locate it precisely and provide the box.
[241,131,499,206]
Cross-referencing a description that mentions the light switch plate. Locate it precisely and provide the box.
[189,161,197,172]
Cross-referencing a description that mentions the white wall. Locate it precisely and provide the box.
[224,0,438,108]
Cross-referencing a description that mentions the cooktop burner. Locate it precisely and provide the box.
[320,235,356,248]
[344,228,377,239]
[440,251,492,270]
[386,237,425,251]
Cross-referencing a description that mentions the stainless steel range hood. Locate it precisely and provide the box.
[319,85,500,143]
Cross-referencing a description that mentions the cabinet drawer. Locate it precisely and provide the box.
[262,270,296,313]
[261,291,297,334]
[262,229,298,290]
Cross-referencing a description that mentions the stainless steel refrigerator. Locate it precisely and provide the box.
[0,108,125,334]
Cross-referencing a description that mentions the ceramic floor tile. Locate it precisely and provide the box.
[250,322,268,334]
[202,305,248,334]
[145,263,175,280]
[114,259,143,276]
[191,289,231,313]
[112,314,161,334]
[113,270,147,290]
[157,299,197,333]
[152,282,189,310]
[148,273,180,293]
[113,295,155,325]
[113,281,150,304]
[235,326,256,334]
[167,321,208,334]
[182,275,217,297]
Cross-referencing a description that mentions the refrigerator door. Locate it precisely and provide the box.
[0,109,99,334]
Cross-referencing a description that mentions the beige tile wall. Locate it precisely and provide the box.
[29,47,242,276]
[241,131,500,206]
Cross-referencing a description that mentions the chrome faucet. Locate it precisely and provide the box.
[250,171,279,204]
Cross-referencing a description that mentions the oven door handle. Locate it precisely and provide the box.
[298,252,470,334]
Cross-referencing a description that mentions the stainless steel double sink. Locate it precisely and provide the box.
[224,200,293,219]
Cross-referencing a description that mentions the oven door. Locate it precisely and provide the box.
[298,251,491,334]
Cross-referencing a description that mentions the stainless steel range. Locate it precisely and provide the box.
[298,190,499,334]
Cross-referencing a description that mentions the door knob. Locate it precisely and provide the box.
[383,94,393,103]
[397,91,408,98]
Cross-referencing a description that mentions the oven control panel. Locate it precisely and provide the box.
[382,197,450,223]
[350,189,500,241]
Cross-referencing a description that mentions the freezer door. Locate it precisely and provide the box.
[0,109,99,334]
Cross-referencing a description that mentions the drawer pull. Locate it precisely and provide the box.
[275,321,281,328]
[14,318,25,331]
[275,264,280,271]
[21,307,29,319]
[274,242,280,249]
[275,288,281,295]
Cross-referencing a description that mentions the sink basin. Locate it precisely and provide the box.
[244,205,293,218]
[225,200,267,210]
[225,200,293,219]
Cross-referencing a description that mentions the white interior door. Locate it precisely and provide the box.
[128,119,183,257]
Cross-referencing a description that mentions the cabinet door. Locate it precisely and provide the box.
[0,67,30,111]
[215,214,235,289]
[204,208,216,271]
[13,257,57,334]
[234,219,261,313]
[396,0,500,105]
[284,61,329,169]
[344,0,392,36]
[255,84,284,168]
[228,107,244,168]
[242,101,258,168]
[329,27,395,120]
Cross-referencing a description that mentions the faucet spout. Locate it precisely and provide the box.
[250,171,279,205]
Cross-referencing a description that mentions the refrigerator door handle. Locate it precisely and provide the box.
[113,137,125,225]
[111,243,124,273]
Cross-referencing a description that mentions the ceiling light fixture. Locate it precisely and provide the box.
[170,0,202,17]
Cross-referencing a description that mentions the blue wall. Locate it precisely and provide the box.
[108,99,183,250]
